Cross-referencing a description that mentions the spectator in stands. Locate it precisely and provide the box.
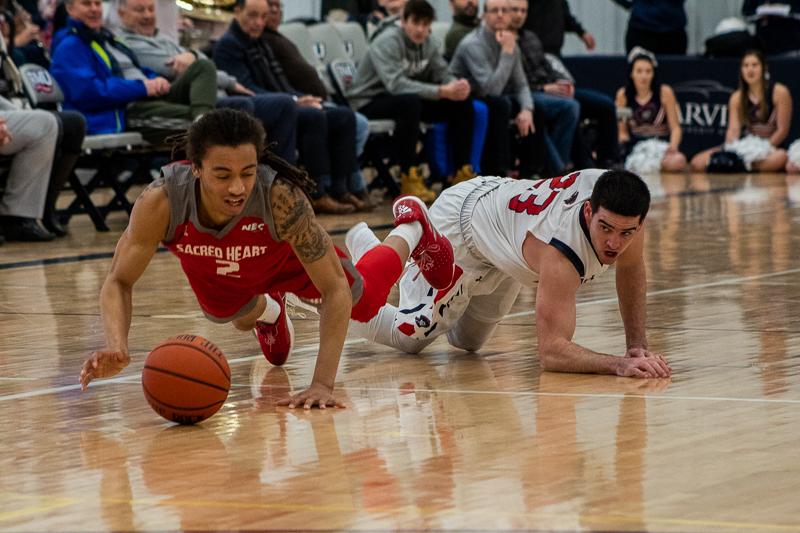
[616,47,687,172]
[322,0,378,28]
[691,50,790,172]
[50,0,217,145]
[509,0,578,174]
[214,0,359,214]
[443,0,478,60]
[262,0,373,211]
[523,0,595,57]
[0,28,86,236]
[743,0,800,56]
[544,55,621,169]
[450,0,534,178]
[368,0,405,40]
[115,0,298,163]
[610,0,687,55]
[0,0,49,66]
[0,99,59,242]
[349,0,475,201]
[106,0,183,41]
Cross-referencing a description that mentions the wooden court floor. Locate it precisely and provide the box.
[1,173,799,532]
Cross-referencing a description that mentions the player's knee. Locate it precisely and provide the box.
[446,331,487,352]
[351,246,402,322]
[350,285,388,323]
[400,342,426,355]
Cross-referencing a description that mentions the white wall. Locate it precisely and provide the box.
[299,0,745,56]
[562,0,743,56]
[284,0,322,21]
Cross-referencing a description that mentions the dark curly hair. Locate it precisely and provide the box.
[168,108,316,197]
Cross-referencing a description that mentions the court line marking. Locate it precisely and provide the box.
[1,493,798,532]
[0,224,396,272]
[0,341,362,402]
[505,266,800,319]
[0,497,76,522]
[338,387,800,405]
[2,267,800,403]
[43,379,800,406]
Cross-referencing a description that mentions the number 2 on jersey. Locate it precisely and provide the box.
[508,172,580,216]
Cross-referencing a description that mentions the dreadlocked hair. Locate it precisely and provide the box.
[166,108,317,197]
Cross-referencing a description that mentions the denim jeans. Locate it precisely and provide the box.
[350,111,369,194]
[532,91,580,172]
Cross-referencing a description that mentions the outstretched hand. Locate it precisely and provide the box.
[80,349,130,390]
[615,347,671,379]
[277,382,345,410]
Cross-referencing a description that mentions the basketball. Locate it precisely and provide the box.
[141,335,231,425]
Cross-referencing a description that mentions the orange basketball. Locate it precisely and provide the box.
[141,335,231,425]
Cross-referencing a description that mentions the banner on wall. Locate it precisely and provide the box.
[564,55,800,157]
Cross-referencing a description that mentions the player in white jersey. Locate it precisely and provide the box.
[347,168,671,378]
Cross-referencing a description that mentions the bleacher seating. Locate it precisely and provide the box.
[297,22,399,195]
[332,21,370,67]
[19,63,161,232]
[278,22,320,67]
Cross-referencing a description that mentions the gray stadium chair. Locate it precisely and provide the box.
[327,58,395,135]
[308,22,349,65]
[332,21,369,67]
[279,21,336,95]
[278,22,320,69]
[19,63,159,232]
[327,58,399,196]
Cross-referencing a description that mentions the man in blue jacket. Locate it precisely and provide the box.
[50,0,217,144]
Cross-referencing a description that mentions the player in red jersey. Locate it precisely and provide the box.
[79,108,455,409]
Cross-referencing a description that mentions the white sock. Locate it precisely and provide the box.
[258,294,281,324]
[388,221,423,253]
[345,221,380,263]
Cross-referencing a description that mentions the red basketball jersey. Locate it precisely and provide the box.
[159,163,356,320]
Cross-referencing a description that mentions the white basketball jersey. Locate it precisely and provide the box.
[470,169,610,287]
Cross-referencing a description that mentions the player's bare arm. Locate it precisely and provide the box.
[615,223,648,349]
[270,178,351,409]
[614,226,670,373]
[534,245,621,375]
[534,243,669,379]
[80,184,170,390]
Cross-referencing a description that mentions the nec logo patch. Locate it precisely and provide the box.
[241,222,265,232]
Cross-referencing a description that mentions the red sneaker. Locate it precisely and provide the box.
[254,293,294,366]
[392,195,455,289]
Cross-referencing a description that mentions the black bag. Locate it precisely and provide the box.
[704,31,759,58]
[706,150,747,173]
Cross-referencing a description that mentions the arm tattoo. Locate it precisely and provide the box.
[271,179,331,263]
